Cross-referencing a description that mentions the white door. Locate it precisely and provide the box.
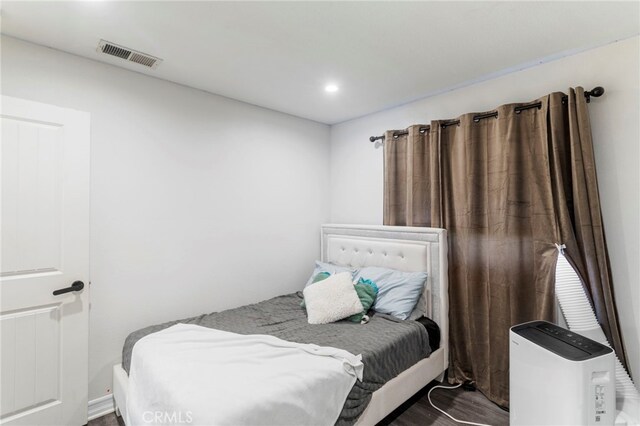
[0,96,90,426]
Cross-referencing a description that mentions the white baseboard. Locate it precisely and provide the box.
[88,394,115,421]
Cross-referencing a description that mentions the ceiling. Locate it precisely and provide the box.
[1,1,638,124]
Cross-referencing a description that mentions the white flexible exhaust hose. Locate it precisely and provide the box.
[555,252,639,425]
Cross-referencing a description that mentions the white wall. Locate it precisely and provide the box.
[331,37,640,381]
[1,36,331,401]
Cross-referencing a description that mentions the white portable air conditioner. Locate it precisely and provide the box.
[510,320,615,425]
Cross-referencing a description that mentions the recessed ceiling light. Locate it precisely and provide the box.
[325,84,339,93]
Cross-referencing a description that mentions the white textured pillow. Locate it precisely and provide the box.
[303,272,363,325]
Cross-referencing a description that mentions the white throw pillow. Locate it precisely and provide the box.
[303,272,364,325]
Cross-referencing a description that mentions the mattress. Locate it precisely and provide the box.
[122,292,436,425]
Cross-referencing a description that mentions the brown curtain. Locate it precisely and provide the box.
[383,87,628,407]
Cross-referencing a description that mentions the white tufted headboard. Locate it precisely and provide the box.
[321,224,449,364]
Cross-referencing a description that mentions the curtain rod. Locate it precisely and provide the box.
[369,87,605,143]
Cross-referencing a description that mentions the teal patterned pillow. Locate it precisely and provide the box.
[347,278,379,323]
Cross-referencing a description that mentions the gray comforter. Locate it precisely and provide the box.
[122,293,432,425]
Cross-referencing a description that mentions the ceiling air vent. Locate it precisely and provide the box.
[97,40,162,70]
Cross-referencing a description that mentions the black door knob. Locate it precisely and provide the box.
[53,280,85,296]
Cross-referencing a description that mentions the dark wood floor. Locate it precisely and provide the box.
[378,381,508,426]
[88,381,508,425]
[89,412,125,426]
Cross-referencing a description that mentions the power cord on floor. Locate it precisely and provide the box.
[427,382,493,426]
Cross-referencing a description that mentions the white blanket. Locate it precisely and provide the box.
[126,324,364,426]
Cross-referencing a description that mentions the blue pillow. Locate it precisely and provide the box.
[354,266,427,320]
[304,261,355,287]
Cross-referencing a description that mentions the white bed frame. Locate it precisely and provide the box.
[112,224,448,425]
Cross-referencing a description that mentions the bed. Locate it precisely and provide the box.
[112,224,449,425]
